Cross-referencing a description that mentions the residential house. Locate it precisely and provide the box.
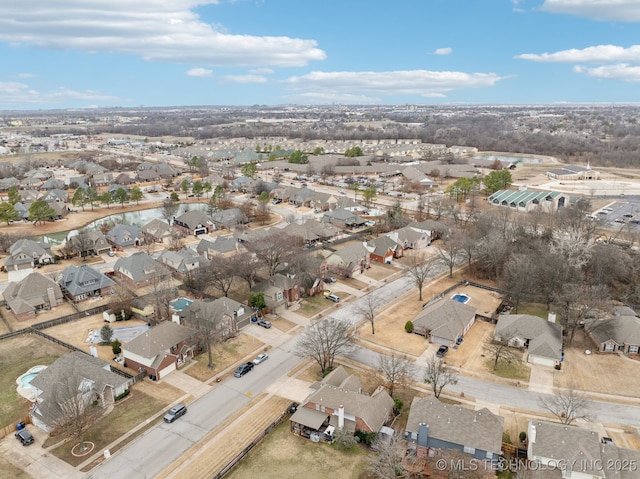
[325,242,371,277]
[173,210,213,236]
[386,226,431,250]
[90,173,113,187]
[58,264,116,302]
[366,235,404,263]
[114,173,133,185]
[527,420,640,479]
[47,200,69,219]
[586,306,640,354]
[29,351,130,432]
[3,239,54,273]
[407,220,449,242]
[196,236,242,259]
[180,297,254,338]
[69,230,111,255]
[155,163,178,179]
[113,251,171,288]
[123,321,196,381]
[141,218,173,244]
[41,178,65,190]
[405,397,503,462]
[40,189,69,203]
[495,314,563,367]
[210,208,249,230]
[3,272,65,320]
[106,224,143,249]
[253,273,301,314]
[157,248,209,279]
[290,366,394,440]
[136,169,161,182]
[282,220,341,247]
[412,298,476,347]
[322,208,366,229]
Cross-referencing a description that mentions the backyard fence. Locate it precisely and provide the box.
[211,403,296,479]
[0,415,31,441]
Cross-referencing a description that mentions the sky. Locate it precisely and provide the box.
[1,0,640,110]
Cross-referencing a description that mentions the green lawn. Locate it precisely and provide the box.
[514,302,549,320]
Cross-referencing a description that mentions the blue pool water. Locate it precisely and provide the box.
[451,293,471,304]
[20,373,38,389]
[170,297,194,312]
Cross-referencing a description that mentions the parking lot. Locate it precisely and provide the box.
[592,197,640,233]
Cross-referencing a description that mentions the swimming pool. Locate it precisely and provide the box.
[170,297,194,312]
[451,293,471,304]
[16,365,47,400]
[19,373,38,389]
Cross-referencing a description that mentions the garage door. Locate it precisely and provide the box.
[158,362,176,379]
[528,354,555,367]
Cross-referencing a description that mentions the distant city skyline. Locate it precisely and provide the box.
[1,0,640,110]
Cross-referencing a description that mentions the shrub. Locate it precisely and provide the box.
[112,339,122,355]
[519,431,527,443]
[502,432,512,445]
[115,390,130,401]
[404,320,414,333]
[393,397,404,415]
[354,430,378,446]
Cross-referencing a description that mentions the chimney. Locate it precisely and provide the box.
[548,312,556,324]
[46,286,58,308]
[338,405,344,429]
[417,423,429,448]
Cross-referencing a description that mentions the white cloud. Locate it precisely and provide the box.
[283,92,383,105]
[433,47,452,55]
[0,1,326,67]
[282,70,506,99]
[516,44,640,63]
[16,73,37,79]
[0,81,118,105]
[249,68,274,75]
[574,63,640,81]
[186,67,213,77]
[221,74,268,84]
[541,0,640,22]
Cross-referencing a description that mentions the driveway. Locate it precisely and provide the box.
[527,364,555,394]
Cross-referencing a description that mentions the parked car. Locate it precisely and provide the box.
[15,428,34,446]
[163,403,187,423]
[253,353,269,365]
[326,293,340,303]
[323,289,332,297]
[436,345,449,357]
[324,277,336,283]
[601,437,614,445]
[257,319,272,329]
[234,362,255,377]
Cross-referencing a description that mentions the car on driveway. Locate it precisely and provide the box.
[15,428,34,446]
[326,293,340,303]
[234,362,255,377]
[163,403,187,423]
[436,345,449,358]
[253,353,269,365]
[257,319,271,329]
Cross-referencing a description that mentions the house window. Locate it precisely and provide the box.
[486,451,493,460]
[629,345,639,353]
[604,343,615,352]
[463,446,475,455]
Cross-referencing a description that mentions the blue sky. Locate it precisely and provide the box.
[1,0,640,110]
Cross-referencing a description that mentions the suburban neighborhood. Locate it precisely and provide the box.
[1,106,640,479]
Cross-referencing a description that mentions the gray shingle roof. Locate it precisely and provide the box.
[406,397,503,455]
[123,321,194,359]
[413,298,476,342]
[114,251,170,283]
[496,314,562,360]
[59,264,115,296]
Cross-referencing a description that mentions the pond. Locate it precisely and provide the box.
[40,202,208,245]
[474,154,542,165]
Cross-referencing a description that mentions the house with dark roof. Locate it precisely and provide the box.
[180,297,253,338]
[210,208,249,230]
[282,220,341,247]
[69,230,111,256]
[58,264,116,302]
[290,366,394,440]
[546,164,599,181]
[106,224,143,249]
[412,298,476,347]
[495,314,563,368]
[526,420,640,479]
[113,252,171,288]
[366,235,404,263]
[325,242,371,277]
[196,236,242,259]
[405,397,503,462]
[122,321,196,381]
[386,226,432,250]
[586,306,640,354]
[29,351,130,432]
[322,208,366,229]
[157,248,209,279]
[114,173,133,185]
[3,239,54,273]
[3,272,65,320]
[173,210,213,236]
[253,273,301,314]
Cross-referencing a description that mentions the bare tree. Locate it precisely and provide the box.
[367,432,406,479]
[406,253,436,301]
[200,256,236,297]
[232,252,261,289]
[435,233,462,278]
[378,353,413,397]
[247,231,302,277]
[553,283,609,345]
[151,277,177,323]
[166,230,186,251]
[484,335,518,371]
[295,318,356,375]
[70,229,94,260]
[49,375,104,447]
[183,307,225,369]
[539,387,591,425]
[356,294,384,334]
[108,284,134,317]
[161,199,179,223]
[424,355,458,399]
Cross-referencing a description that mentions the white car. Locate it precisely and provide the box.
[253,353,269,365]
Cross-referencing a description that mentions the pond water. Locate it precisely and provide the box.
[40,202,208,245]
[474,154,542,165]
